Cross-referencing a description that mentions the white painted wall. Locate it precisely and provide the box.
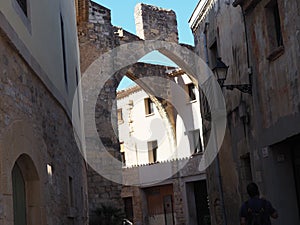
[117,74,203,167]
[118,87,172,167]
[172,74,203,158]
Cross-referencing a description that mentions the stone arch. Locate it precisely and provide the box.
[125,62,202,142]
[95,61,195,163]
[0,120,46,224]
[98,59,202,152]
[78,40,226,184]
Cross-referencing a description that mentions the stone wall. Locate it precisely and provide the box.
[121,186,145,225]
[76,0,89,24]
[77,2,137,222]
[78,1,197,224]
[0,28,88,225]
[121,154,206,225]
[236,0,300,224]
[192,0,300,224]
[239,0,300,144]
[77,1,119,73]
[135,3,178,43]
[191,1,250,225]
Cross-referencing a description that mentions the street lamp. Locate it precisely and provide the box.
[212,57,252,95]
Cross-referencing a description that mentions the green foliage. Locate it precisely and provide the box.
[94,204,125,225]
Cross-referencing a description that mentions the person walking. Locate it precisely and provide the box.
[240,182,278,225]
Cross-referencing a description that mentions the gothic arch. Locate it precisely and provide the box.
[78,40,227,184]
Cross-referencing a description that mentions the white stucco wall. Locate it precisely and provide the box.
[118,88,172,167]
[172,74,203,158]
[117,74,203,167]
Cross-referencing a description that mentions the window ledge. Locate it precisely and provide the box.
[191,151,204,157]
[145,113,154,117]
[187,100,197,104]
[267,45,284,61]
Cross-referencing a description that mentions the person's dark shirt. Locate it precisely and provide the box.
[240,197,276,225]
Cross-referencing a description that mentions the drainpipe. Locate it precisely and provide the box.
[203,22,228,225]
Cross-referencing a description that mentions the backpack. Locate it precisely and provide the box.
[246,199,267,225]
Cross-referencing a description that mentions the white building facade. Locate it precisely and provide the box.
[117,73,204,168]
[117,72,209,225]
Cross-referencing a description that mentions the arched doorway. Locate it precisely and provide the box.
[11,154,41,225]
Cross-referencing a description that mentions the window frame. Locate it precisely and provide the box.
[15,0,27,16]
[189,129,203,154]
[148,140,158,163]
[120,142,126,166]
[117,108,124,124]
[12,0,31,32]
[144,98,154,116]
[186,83,197,102]
[265,0,284,61]
[121,152,126,167]
[60,14,69,92]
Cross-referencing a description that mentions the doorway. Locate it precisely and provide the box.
[186,180,210,225]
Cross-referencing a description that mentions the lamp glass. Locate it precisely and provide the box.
[216,67,227,81]
[213,57,228,85]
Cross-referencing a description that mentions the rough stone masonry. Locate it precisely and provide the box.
[135,3,179,43]
[77,1,193,224]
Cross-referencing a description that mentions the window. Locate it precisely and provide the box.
[121,152,126,166]
[16,0,27,16]
[190,129,203,154]
[68,176,74,207]
[144,98,154,115]
[120,142,126,166]
[118,109,123,124]
[60,14,68,92]
[12,0,31,31]
[148,140,158,163]
[75,68,80,118]
[265,0,284,60]
[187,83,196,102]
[272,3,283,47]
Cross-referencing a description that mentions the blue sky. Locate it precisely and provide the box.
[93,0,199,45]
[93,0,199,90]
